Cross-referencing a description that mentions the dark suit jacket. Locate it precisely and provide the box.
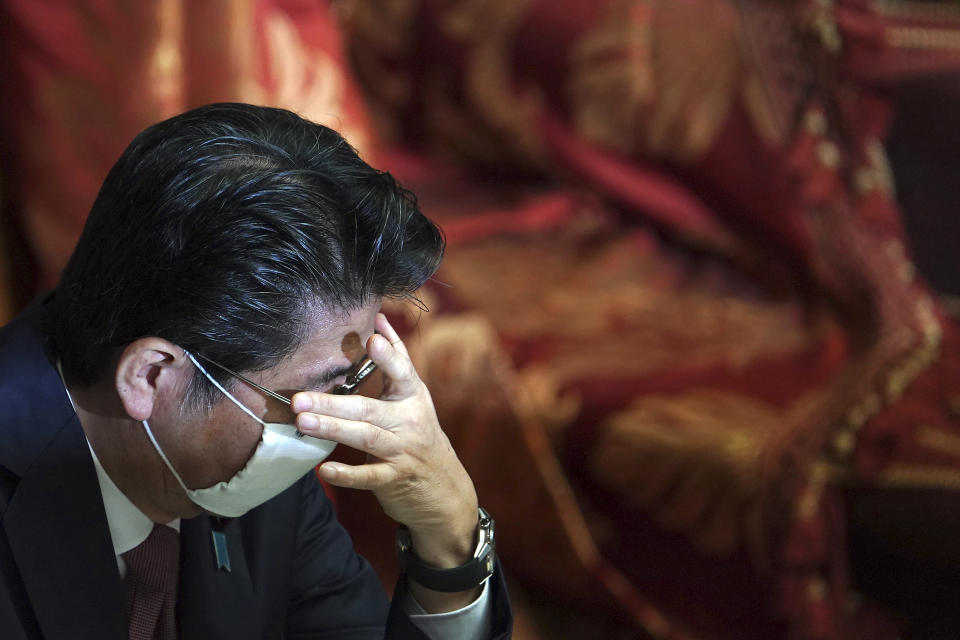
[0,301,512,639]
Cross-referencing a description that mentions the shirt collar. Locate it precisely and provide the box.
[86,441,174,556]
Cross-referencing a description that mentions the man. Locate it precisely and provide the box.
[0,103,512,638]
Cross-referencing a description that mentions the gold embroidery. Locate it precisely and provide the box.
[815,140,841,170]
[881,293,943,403]
[831,429,855,457]
[148,0,184,116]
[874,0,960,21]
[854,139,896,197]
[878,464,960,489]
[804,109,829,136]
[421,221,843,564]
[886,26,960,50]
[515,364,582,439]
[261,10,370,153]
[916,425,960,459]
[567,0,785,163]
[435,0,545,163]
[808,576,828,601]
[567,0,654,155]
[845,392,882,430]
[826,291,942,467]
[439,232,830,390]
[808,0,842,54]
[798,460,832,519]
[588,389,790,557]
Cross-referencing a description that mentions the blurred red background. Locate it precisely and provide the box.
[3,1,960,638]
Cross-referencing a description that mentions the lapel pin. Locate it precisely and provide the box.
[211,530,231,572]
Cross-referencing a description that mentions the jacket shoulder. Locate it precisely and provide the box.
[0,300,77,478]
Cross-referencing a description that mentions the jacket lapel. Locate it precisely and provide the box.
[3,413,127,639]
[178,515,259,638]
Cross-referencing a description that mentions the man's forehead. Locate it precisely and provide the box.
[271,301,381,387]
[301,299,382,332]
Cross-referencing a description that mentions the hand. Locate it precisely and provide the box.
[291,313,481,608]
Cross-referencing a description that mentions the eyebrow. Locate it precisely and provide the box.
[299,362,357,391]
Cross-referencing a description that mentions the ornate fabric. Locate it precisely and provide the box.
[4,0,960,637]
[0,0,374,296]
[341,1,960,638]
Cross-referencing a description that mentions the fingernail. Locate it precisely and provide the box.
[319,463,338,479]
[292,395,312,412]
[298,414,318,430]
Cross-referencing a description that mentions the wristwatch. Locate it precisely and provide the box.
[396,507,496,593]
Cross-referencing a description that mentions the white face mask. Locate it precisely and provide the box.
[141,353,337,518]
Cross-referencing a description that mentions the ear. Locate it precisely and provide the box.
[115,338,191,421]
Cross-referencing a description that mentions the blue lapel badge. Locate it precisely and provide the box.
[211,530,231,572]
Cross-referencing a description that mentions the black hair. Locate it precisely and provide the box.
[45,103,444,407]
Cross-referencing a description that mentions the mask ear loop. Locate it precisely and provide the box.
[185,351,265,425]
[143,351,269,493]
[142,418,192,491]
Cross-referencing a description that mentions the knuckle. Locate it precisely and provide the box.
[363,426,381,451]
[357,397,373,422]
[321,418,339,437]
[402,359,419,380]
[365,466,383,485]
[308,396,329,415]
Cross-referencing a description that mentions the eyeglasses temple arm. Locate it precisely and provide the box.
[192,353,293,405]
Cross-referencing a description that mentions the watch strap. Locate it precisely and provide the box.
[396,507,496,593]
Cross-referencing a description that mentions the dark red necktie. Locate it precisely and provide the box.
[123,523,180,640]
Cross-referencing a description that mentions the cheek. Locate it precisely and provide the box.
[260,398,297,425]
[219,418,264,470]
[199,406,265,482]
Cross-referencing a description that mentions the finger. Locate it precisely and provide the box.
[375,313,409,357]
[316,459,397,490]
[296,412,400,457]
[367,333,419,395]
[292,391,387,424]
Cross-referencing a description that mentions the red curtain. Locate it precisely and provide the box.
[5,1,960,638]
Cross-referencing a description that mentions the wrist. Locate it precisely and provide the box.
[397,507,496,606]
[407,510,479,569]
